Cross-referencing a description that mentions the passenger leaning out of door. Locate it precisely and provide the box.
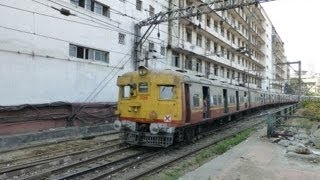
[203,97,208,118]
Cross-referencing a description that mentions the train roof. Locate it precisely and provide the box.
[118,66,291,94]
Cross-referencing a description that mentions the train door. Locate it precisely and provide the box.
[236,91,240,111]
[223,89,228,113]
[244,91,248,108]
[202,86,210,118]
[184,84,191,123]
[248,90,251,108]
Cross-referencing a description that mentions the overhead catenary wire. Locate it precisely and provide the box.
[0,2,170,48]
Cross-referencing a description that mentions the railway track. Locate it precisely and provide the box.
[0,105,296,180]
[22,146,145,180]
[0,134,121,179]
[0,132,119,166]
[105,106,290,179]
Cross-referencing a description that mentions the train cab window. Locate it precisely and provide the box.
[138,82,148,93]
[121,85,131,98]
[159,85,174,100]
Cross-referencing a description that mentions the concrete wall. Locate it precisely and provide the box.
[0,0,167,105]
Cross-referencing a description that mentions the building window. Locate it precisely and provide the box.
[69,44,78,57]
[205,38,210,51]
[149,5,155,16]
[227,30,230,40]
[214,20,218,32]
[186,28,192,43]
[196,59,202,72]
[118,33,125,45]
[172,52,180,67]
[227,69,230,78]
[221,67,225,78]
[220,26,224,36]
[71,0,110,17]
[149,42,154,52]
[94,2,110,17]
[196,9,202,21]
[160,46,165,55]
[214,64,219,76]
[136,0,142,11]
[206,16,211,27]
[69,44,109,63]
[214,42,217,53]
[232,34,235,44]
[185,56,192,70]
[71,0,85,8]
[220,46,224,56]
[94,50,109,62]
[196,34,202,47]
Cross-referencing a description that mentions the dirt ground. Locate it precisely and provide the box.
[181,111,320,180]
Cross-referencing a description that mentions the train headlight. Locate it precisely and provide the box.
[138,66,148,76]
[149,123,175,134]
[150,123,160,134]
[114,120,137,131]
[113,120,122,131]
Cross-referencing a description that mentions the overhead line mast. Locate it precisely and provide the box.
[133,0,275,69]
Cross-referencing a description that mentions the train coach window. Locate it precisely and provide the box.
[121,85,131,98]
[218,95,222,106]
[212,95,218,106]
[159,86,174,100]
[193,94,200,107]
[139,82,148,93]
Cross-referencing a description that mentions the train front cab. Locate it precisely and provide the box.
[115,66,184,147]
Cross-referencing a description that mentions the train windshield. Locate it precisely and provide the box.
[159,85,174,100]
[121,85,131,98]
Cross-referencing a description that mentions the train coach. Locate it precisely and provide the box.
[114,66,299,147]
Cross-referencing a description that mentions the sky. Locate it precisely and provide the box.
[262,0,320,74]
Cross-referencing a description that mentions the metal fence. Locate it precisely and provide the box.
[266,104,299,137]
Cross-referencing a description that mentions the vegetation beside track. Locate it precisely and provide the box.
[149,128,254,180]
[301,101,320,121]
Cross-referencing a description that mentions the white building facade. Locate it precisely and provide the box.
[139,0,278,92]
[0,0,286,106]
[0,0,167,105]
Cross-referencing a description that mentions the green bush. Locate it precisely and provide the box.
[301,102,320,121]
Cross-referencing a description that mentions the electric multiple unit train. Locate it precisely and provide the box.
[113,66,301,147]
